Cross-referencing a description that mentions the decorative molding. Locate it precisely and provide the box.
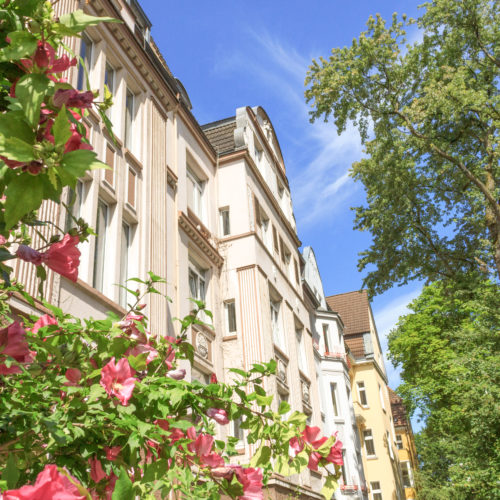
[178,211,224,268]
[166,165,178,190]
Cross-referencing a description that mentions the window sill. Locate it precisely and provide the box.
[222,334,238,342]
[366,455,378,460]
[334,418,345,424]
[124,147,143,171]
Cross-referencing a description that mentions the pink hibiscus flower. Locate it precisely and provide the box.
[31,314,58,334]
[206,407,230,425]
[42,234,80,282]
[0,321,34,375]
[4,464,86,500]
[235,467,264,500]
[100,357,137,406]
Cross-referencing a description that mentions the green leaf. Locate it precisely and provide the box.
[278,400,291,415]
[255,394,273,407]
[0,248,14,262]
[0,137,34,162]
[4,173,44,229]
[275,454,292,476]
[127,352,148,371]
[16,74,52,128]
[4,453,19,489]
[287,411,307,428]
[111,467,134,500]
[58,10,121,34]
[0,112,35,145]
[250,443,271,468]
[60,150,107,187]
[0,32,37,62]
[321,474,338,500]
[52,105,72,147]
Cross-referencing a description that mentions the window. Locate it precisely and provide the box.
[294,259,300,284]
[363,429,376,457]
[124,89,135,149]
[387,431,394,459]
[323,324,330,353]
[64,181,83,232]
[270,300,284,350]
[370,481,382,500]
[255,199,270,249]
[119,222,131,307]
[272,225,279,252]
[254,137,263,164]
[396,434,403,450]
[363,332,374,356]
[104,63,115,117]
[277,177,284,198]
[232,417,244,444]
[104,144,115,186]
[93,199,109,292]
[379,384,386,411]
[77,35,92,91]
[340,449,347,485]
[187,168,205,222]
[296,328,307,374]
[357,381,368,407]
[219,207,230,236]
[188,262,206,304]
[225,301,237,334]
[127,167,136,207]
[330,383,339,417]
[401,461,413,488]
[191,367,209,384]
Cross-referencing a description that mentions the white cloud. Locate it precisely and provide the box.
[214,29,365,228]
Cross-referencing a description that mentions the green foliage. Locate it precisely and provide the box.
[306,0,500,295]
[388,281,500,499]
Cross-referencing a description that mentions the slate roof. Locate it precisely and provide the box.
[326,290,371,336]
[201,117,236,154]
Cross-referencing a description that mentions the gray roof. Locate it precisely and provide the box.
[201,117,236,154]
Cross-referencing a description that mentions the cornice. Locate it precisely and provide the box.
[178,211,223,268]
[166,165,178,190]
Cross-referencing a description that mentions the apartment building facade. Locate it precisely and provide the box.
[9,1,370,498]
[389,389,418,500]
[326,291,405,500]
[302,247,368,500]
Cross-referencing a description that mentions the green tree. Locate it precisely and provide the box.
[388,282,500,499]
[305,0,500,295]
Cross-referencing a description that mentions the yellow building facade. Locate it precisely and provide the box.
[389,389,418,499]
[327,291,405,500]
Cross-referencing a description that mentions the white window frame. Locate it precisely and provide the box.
[77,34,93,91]
[104,62,115,118]
[387,430,394,459]
[395,434,403,450]
[124,88,135,150]
[224,300,237,335]
[270,299,285,351]
[93,198,109,293]
[363,429,376,458]
[357,381,368,407]
[219,207,230,236]
[188,261,207,304]
[187,167,206,222]
[330,383,339,417]
[119,221,133,308]
[370,481,383,500]
[379,384,386,411]
[296,328,307,375]
[323,323,331,354]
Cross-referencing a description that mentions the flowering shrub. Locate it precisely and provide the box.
[0,1,342,499]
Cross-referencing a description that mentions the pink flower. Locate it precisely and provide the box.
[302,426,328,449]
[0,321,33,375]
[31,314,58,334]
[206,408,229,425]
[42,234,80,282]
[186,427,225,468]
[20,41,77,76]
[64,129,93,153]
[325,436,343,466]
[16,244,42,265]
[65,368,82,386]
[235,467,263,500]
[210,372,218,384]
[4,464,86,499]
[117,314,147,343]
[307,451,322,471]
[100,357,137,406]
[126,343,158,365]
[105,446,121,461]
[167,368,186,380]
[89,457,107,483]
[54,89,94,109]
[0,235,7,245]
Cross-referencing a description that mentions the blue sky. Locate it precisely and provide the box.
[140,0,424,425]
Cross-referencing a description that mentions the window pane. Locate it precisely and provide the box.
[93,200,108,292]
[227,301,236,333]
[65,181,83,232]
[128,168,136,206]
[358,382,368,406]
[323,324,330,352]
[120,223,130,307]
[220,208,230,236]
[189,270,197,298]
[330,383,339,417]
[77,36,92,91]
[125,90,134,149]
[105,145,114,185]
